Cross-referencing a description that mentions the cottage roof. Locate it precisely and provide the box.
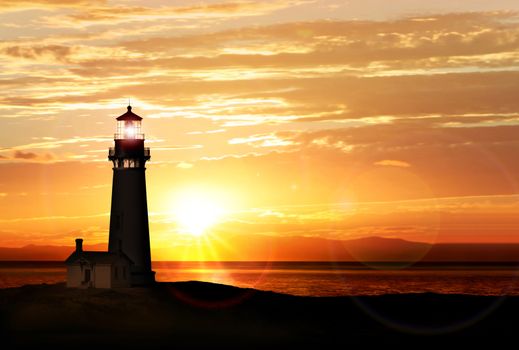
[65,251,133,265]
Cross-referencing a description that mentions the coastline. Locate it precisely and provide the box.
[1,281,517,347]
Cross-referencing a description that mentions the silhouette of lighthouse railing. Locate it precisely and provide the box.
[107,105,155,285]
[108,147,150,165]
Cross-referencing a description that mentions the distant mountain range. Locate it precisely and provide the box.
[0,243,105,261]
[1,236,519,262]
[199,235,519,262]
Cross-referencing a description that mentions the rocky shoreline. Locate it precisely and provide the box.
[0,282,516,348]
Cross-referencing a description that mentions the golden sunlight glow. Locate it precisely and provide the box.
[172,191,226,237]
[5,2,519,253]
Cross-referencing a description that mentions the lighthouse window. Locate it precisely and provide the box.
[120,159,141,168]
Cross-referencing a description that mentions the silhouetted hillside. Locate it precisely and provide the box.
[1,282,517,347]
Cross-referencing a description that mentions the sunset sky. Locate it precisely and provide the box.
[2,1,519,259]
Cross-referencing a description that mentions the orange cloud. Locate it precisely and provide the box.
[2,12,519,130]
[11,151,56,162]
[374,160,411,168]
[43,1,311,26]
[2,45,72,61]
[228,133,297,147]
[0,0,105,10]
[13,151,38,160]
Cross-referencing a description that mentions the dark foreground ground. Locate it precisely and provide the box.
[1,282,518,348]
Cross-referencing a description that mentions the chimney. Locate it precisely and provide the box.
[75,238,83,252]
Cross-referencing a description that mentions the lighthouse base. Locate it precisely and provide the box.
[130,270,156,286]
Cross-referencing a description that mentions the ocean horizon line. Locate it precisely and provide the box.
[2,260,519,266]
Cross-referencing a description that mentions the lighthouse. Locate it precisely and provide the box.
[65,105,155,288]
[107,105,155,285]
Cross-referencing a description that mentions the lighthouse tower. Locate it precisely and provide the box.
[108,105,155,285]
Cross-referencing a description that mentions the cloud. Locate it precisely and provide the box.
[13,151,38,160]
[169,117,519,205]
[176,162,193,169]
[0,212,108,224]
[121,12,516,50]
[0,137,111,163]
[228,133,297,147]
[296,121,519,149]
[12,150,56,162]
[2,45,72,62]
[13,69,513,125]
[43,1,310,26]
[374,160,411,168]
[2,11,519,130]
[4,136,111,151]
[0,0,105,10]
[116,12,519,70]
[154,145,203,151]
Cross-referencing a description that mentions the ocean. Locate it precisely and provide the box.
[1,261,519,296]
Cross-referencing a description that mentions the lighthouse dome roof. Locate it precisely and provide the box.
[116,105,142,121]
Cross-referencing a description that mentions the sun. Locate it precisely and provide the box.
[172,191,225,237]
